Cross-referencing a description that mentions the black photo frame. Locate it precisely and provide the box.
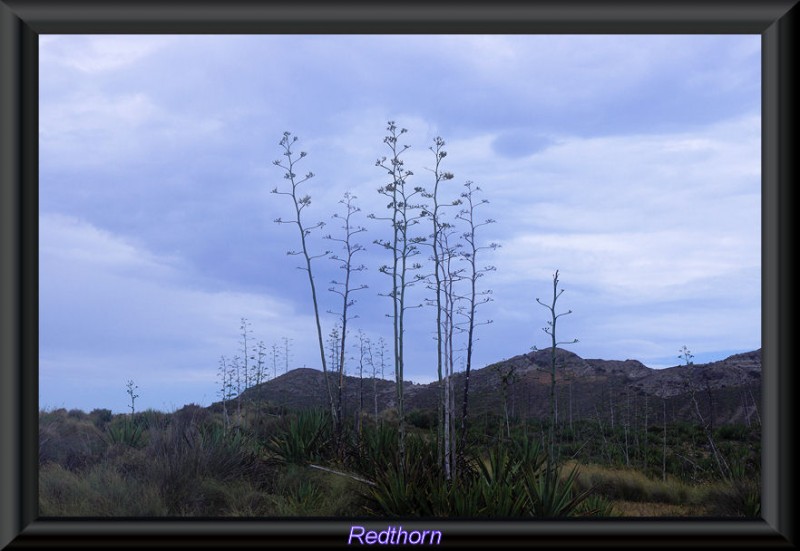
[1,1,796,548]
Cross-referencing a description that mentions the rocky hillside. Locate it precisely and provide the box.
[229,348,761,427]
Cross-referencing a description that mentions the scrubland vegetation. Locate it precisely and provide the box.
[39,403,759,518]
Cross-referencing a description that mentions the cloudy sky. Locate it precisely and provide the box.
[39,35,761,413]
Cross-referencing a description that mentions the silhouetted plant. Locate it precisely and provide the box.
[535,270,578,463]
[370,121,427,474]
[325,192,368,440]
[272,132,337,426]
[456,180,498,463]
[678,345,694,365]
[419,135,459,480]
[681,345,733,481]
[126,380,139,415]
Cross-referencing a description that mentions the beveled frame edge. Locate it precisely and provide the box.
[762,2,797,544]
[1,1,796,548]
[1,1,38,549]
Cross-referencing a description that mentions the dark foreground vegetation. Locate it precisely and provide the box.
[39,403,760,517]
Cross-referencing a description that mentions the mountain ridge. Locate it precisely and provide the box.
[225,348,761,426]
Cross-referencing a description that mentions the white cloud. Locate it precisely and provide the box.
[40,91,225,169]
[458,114,761,294]
[495,228,758,298]
[41,213,181,279]
[40,35,175,73]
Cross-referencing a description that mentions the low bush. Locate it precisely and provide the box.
[39,415,107,471]
[576,493,618,516]
[705,479,760,517]
[363,436,593,517]
[89,408,113,428]
[407,409,436,430]
[145,417,261,513]
[525,463,593,517]
[67,409,88,420]
[103,417,145,448]
[348,422,398,479]
[134,408,169,431]
[716,424,749,442]
[198,478,277,516]
[265,409,333,465]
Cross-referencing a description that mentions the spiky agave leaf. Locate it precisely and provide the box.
[524,462,593,517]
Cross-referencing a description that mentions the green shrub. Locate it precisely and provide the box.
[350,423,398,479]
[104,418,145,448]
[524,463,593,517]
[363,436,594,518]
[134,408,169,431]
[407,409,436,430]
[266,409,332,465]
[472,446,528,517]
[145,416,260,514]
[366,460,434,516]
[261,463,364,517]
[716,424,748,442]
[281,479,325,515]
[576,493,618,517]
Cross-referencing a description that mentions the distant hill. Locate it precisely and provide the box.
[221,348,761,427]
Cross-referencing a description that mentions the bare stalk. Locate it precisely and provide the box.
[455,181,497,459]
[325,192,368,437]
[536,270,578,464]
[272,132,336,425]
[369,122,426,473]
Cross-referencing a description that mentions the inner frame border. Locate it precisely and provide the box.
[1,1,796,548]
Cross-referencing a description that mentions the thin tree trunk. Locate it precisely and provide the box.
[609,391,615,430]
[690,390,732,481]
[749,389,761,426]
[643,395,649,472]
[569,380,573,433]
[663,397,667,482]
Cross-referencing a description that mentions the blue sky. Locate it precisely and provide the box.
[39,35,761,413]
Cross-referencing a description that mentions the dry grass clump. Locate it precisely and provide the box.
[704,479,760,517]
[39,410,107,471]
[567,462,760,517]
[39,462,166,516]
[567,462,702,505]
[271,464,366,517]
[611,500,705,517]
